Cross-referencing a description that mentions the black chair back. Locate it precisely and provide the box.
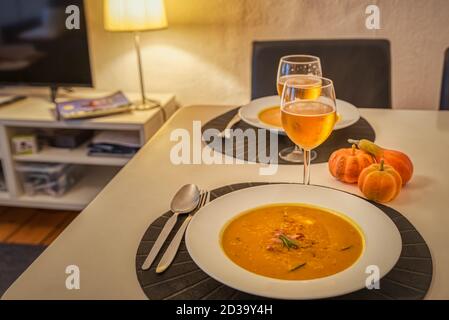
[440,48,449,110]
[251,39,391,108]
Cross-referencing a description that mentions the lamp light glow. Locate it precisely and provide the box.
[104,0,168,32]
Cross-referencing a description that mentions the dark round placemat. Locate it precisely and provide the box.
[201,108,376,164]
[136,182,432,300]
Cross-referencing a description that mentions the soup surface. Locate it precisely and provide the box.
[221,204,364,280]
[258,106,282,127]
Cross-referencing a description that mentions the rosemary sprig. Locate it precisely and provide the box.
[289,262,306,272]
[279,234,299,250]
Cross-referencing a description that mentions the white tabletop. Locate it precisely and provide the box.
[3,105,449,299]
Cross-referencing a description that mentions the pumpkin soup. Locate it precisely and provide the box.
[258,106,282,127]
[258,106,341,128]
[221,204,363,280]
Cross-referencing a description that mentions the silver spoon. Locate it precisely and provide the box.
[141,184,200,270]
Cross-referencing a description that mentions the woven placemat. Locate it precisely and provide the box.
[136,182,432,300]
[201,108,376,164]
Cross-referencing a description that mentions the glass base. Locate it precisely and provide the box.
[278,146,317,163]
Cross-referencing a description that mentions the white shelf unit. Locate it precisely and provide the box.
[13,142,130,166]
[14,166,120,211]
[0,191,9,200]
[0,92,176,210]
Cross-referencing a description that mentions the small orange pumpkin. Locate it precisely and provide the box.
[349,139,414,185]
[381,150,413,185]
[358,160,402,203]
[328,145,375,183]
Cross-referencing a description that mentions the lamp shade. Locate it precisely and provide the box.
[104,0,168,32]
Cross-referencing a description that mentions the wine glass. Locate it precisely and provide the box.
[280,75,337,184]
[277,55,322,163]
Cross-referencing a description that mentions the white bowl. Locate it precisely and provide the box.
[186,184,401,300]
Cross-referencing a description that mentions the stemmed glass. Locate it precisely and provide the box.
[277,55,322,163]
[280,75,337,184]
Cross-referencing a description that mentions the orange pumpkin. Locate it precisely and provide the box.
[358,160,402,203]
[349,139,413,185]
[328,145,375,184]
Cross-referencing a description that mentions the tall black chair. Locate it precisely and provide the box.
[251,39,391,108]
[440,48,449,110]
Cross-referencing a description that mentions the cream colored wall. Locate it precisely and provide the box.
[86,0,449,110]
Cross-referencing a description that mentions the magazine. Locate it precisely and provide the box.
[56,91,132,120]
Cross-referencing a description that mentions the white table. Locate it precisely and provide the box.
[3,105,449,299]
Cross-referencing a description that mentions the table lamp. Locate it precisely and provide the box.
[104,0,168,111]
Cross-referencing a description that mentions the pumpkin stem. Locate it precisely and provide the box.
[351,144,356,155]
[379,159,385,171]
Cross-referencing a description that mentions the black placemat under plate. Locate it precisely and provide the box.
[136,183,432,300]
[201,108,376,164]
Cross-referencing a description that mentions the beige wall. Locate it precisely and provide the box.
[86,0,449,110]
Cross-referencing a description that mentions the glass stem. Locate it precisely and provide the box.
[303,149,311,185]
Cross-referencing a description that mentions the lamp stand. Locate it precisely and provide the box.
[133,32,166,120]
